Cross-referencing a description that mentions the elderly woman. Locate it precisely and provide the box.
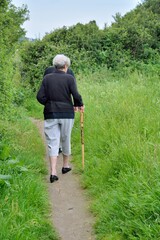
[43,59,76,154]
[37,54,84,183]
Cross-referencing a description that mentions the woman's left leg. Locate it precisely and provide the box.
[60,119,74,170]
[44,119,60,181]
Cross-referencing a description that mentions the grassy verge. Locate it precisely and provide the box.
[13,66,160,239]
[0,114,59,240]
[23,93,44,119]
[72,68,160,239]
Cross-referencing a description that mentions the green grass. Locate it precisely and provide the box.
[0,116,59,240]
[72,68,160,239]
[23,93,44,119]
[4,66,160,239]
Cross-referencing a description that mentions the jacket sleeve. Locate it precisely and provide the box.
[36,81,47,105]
[69,78,83,106]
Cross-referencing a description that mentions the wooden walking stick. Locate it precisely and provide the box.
[80,111,84,169]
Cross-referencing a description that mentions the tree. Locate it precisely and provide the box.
[0,0,29,119]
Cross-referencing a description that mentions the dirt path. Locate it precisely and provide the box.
[32,119,95,240]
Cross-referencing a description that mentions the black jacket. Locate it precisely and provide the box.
[37,69,83,119]
[44,66,75,78]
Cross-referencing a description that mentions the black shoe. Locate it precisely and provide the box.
[50,175,58,183]
[59,148,62,154]
[62,167,72,174]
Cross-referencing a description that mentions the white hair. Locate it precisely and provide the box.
[52,54,71,69]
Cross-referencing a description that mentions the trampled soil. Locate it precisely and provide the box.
[32,119,95,240]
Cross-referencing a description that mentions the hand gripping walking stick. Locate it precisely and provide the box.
[80,111,84,169]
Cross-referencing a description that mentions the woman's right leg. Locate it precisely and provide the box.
[60,119,74,172]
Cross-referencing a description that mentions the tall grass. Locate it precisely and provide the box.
[72,68,160,239]
[0,114,59,240]
[15,66,160,239]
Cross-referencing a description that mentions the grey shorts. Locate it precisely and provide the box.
[44,119,74,157]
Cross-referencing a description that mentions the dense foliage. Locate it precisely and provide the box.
[0,0,29,184]
[0,0,29,119]
[19,0,160,90]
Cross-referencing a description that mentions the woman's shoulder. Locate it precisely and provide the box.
[44,66,56,76]
[67,68,75,77]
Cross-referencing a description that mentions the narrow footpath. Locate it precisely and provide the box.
[32,119,95,240]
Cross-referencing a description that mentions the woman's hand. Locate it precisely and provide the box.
[74,106,79,112]
[79,106,85,112]
[74,105,85,112]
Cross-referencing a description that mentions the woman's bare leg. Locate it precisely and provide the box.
[62,154,70,168]
[49,156,58,175]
